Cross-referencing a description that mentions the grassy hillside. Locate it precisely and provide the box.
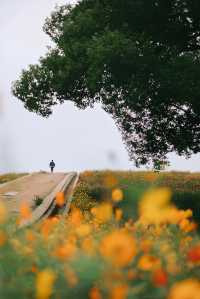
[73,171,200,223]
[0,173,28,184]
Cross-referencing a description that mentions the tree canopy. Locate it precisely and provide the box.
[12,0,200,166]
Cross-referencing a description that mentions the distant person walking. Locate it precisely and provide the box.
[49,160,55,173]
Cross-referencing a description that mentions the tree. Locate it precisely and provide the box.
[12,0,200,167]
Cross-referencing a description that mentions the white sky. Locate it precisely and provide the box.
[0,0,199,173]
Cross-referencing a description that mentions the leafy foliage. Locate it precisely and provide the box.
[12,0,200,166]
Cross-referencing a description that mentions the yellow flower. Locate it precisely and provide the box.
[139,187,172,225]
[36,269,56,299]
[138,188,193,226]
[168,279,200,299]
[139,187,172,213]
[91,203,113,223]
[100,231,136,267]
[76,224,91,237]
[112,189,123,202]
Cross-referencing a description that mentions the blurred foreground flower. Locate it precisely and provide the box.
[54,241,77,260]
[64,267,78,287]
[76,224,91,237]
[115,208,123,221]
[152,268,168,287]
[0,201,7,223]
[167,279,200,299]
[0,230,6,246]
[91,203,113,223]
[36,269,56,299]
[40,218,56,239]
[138,188,193,225]
[187,244,200,263]
[89,287,102,299]
[69,208,83,226]
[138,255,160,271]
[100,231,136,267]
[112,188,123,202]
[19,201,32,222]
[109,284,128,299]
[55,192,65,207]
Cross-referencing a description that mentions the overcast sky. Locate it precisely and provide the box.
[0,0,199,173]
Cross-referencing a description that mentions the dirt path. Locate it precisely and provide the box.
[0,172,66,213]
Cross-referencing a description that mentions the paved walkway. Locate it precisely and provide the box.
[0,172,66,213]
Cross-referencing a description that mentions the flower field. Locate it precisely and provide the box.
[0,171,200,299]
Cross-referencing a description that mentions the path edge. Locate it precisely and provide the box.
[19,172,78,228]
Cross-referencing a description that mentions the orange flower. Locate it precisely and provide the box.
[69,208,83,226]
[140,239,153,253]
[55,192,65,207]
[115,209,123,221]
[0,202,7,223]
[89,287,102,299]
[76,224,91,237]
[31,264,38,273]
[187,244,200,262]
[127,269,137,280]
[0,231,6,246]
[138,255,160,271]
[103,174,118,188]
[54,241,76,260]
[179,236,193,250]
[25,230,36,243]
[109,284,128,299]
[40,219,55,239]
[91,203,113,223]
[179,219,197,233]
[36,269,56,299]
[81,237,95,255]
[152,268,168,287]
[112,189,123,202]
[167,279,200,299]
[19,201,31,221]
[100,231,136,267]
